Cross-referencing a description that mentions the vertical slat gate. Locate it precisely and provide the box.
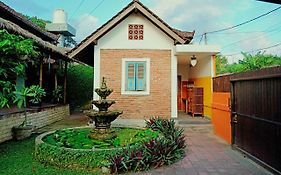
[231,68,281,173]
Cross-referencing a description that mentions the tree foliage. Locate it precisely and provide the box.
[0,29,39,108]
[216,52,281,75]
[24,15,50,30]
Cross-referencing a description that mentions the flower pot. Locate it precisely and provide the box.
[29,101,42,107]
[12,125,33,140]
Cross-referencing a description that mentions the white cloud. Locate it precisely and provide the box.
[149,0,234,34]
[71,14,99,43]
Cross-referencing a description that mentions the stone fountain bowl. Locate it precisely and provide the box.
[95,88,113,99]
[92,100,115,111]
[84,110,123,128]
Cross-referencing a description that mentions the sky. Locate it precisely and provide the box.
[2,0,281,62]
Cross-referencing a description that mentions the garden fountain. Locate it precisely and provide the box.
[84,77,123,140]
[35,78,175,173]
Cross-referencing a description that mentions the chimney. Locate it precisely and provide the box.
[46,9,76,47]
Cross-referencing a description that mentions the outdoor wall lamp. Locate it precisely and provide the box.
[190,55,197,67]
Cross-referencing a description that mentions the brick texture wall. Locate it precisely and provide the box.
[100,49,171,119]
[0,105,69,143]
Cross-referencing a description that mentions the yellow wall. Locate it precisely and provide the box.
[189,76,212,118]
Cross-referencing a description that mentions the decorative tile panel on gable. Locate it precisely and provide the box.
[128,24,143,40]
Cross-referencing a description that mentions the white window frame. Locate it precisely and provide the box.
[121,58,150,95]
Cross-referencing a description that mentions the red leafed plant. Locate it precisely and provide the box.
[109,117,187,174]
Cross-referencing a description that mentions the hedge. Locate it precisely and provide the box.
[66,64,93,111]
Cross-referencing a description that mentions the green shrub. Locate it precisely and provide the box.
[67,64,93,111]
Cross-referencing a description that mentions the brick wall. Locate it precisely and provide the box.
[100,49,171,119]
[0,105,69,143]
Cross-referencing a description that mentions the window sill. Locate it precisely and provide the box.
[121,90,150,96]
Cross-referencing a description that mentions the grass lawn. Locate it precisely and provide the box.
[0,135,102,175]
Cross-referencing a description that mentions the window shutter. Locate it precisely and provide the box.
[126,62,136,90]
[136,62,146,91]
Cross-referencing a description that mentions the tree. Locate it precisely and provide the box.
[215,54,228,75]
[216,52,281,75]
[24,15,50,30]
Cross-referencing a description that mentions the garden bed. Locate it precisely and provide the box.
[35,118,187,174]
[35,127,159,170]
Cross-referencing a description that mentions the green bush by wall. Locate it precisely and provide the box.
[67,64,93,111]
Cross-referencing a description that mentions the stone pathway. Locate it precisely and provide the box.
[137,131,271,175]
[36,113,272,175]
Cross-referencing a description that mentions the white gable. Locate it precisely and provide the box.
[97,13,174,50]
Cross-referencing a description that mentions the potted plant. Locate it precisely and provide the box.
[52,85,63,104]
[28,85,46,107]
[12,85,45,140]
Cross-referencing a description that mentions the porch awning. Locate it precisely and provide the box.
[175,45,220,55]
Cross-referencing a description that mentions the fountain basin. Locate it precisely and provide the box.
[92,100,115,111]
[84,109,123,140]
[84,110,123,128]
[35,127,159,170]
[95,88,113,99]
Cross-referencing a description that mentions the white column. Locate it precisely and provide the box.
[93,46,100,101]
[171,47,178,118]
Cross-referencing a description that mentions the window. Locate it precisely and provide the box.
[126,61,146,91]
[128,24,144,40]
[122,58,150,95]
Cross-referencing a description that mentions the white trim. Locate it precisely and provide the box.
[211,55,215,78]
[121,58,150,95]
[171,47,178,118]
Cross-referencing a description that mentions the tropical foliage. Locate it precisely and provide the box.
[0,29,40,108]
[52,85,63,103]
[109,117,186,174]
[216,53,281,75]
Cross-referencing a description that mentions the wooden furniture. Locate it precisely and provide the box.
[187,87,204,117]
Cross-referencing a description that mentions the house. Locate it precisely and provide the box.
[69,0,220,119]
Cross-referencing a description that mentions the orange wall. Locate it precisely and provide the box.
[212,92,231,144]
[190,77,212,118]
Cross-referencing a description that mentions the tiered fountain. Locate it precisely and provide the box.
[35,77,160,171]
[84,77,123,140]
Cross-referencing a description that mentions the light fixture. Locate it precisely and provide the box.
[190,55,197,67]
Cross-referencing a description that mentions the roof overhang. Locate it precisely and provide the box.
[46,23,76,36]
[257,0,281,4]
